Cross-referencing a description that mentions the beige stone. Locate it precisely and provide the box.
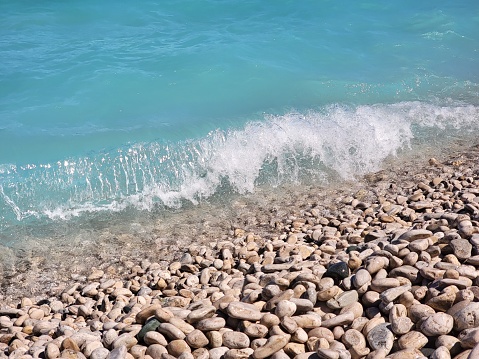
[244,323,268,338]
[430,346,451,359]
[453,302,479,331]
[186,330,209,349]
[397,331,428,350]
[227,302,263,321]
[275,301,297,318]
[224,348,254,359]
[167,339,191,357]
[321,312,354,328]
[187,306,216,324]
[252,334,290,359]
[420,313,454,336]
[293,313,322,328]
[45,343,60,359]
[222,331,250,349]
[196,317,226,331]
[144,332,168,346]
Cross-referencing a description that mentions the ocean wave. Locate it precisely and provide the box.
[1,101,478,225]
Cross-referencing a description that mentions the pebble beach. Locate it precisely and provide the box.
[1,143,479,359]
[2,1,479,358]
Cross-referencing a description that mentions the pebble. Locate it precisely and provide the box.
[186,330,209,349]
[420,313,454,336]
[252,334,291,359]
[453,302,479,331]
[366,323,394,354]
[196,317,226,331]
[275,300,297,318]
[167,339,191,357]
[227,302,263,321]
[222,331,250,349]
[6,153,479,359]
[324,262,350,282]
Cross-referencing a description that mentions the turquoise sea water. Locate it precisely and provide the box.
[1,1,479,245]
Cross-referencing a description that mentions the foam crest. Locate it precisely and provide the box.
[0,101,478,226]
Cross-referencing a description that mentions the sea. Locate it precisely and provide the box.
[1,1,479,288]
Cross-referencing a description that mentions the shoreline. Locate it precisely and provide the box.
[1,135,477,303]
[1,141,479,357]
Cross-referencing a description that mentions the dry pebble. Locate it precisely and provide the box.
[4,154,479,358]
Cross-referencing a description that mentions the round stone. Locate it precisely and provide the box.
[275,300,297,318]
[366,323,394,354]
[454,302,479,331]
[222,332,250,349]
[167,339,191,357]
[420,313,453,336]
[186,330,209,349]
[324,262,350,282]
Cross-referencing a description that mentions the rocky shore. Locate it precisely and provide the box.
[3,145,479,358]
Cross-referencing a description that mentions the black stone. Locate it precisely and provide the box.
[324,261,350,282]
[346,246,360,253]
[420,348,436,358]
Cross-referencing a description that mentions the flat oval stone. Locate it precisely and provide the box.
[409,304,436,323]
[196,317,226,331]
[420,313,453,336]
[352,269,372,289]
[450,237,472,259]
[167,339,191,357]
[224,348,255,359]
[169,317,195,335]
[144,332,168,346]
[366,323,394,354]
[227,302,263,321]
[342,329,366,349]
[289,298,314,313]
[398,331,428,350]
[398,229,432,242]
[326,290,359,310]
[45,343,60,359]
[111,333,138,350]
[222,332,250,349]
[275,300,297,318]
[187,306,216,324]
[293,313,322,328]
[244,323,268,338]
[380,284,411,305]
[370,278,400,292]
[186,330,209,349]
[453,302,479,331]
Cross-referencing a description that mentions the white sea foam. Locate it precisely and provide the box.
[1,101,478,224]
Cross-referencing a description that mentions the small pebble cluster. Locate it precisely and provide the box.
[3,155,479,359]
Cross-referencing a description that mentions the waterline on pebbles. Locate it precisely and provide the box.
[3,144,479,358]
